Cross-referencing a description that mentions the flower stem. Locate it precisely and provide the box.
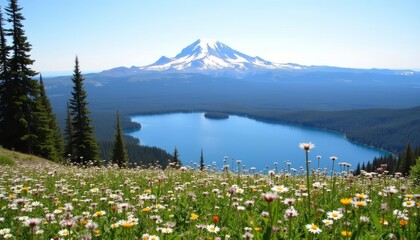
[305,150,311,220]
[288,218,292,240]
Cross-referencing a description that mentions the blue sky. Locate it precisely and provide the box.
[1,0,419,73]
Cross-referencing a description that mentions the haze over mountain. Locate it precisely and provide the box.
[100,39,417,78]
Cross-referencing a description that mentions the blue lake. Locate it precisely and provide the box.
[127,113,390,172]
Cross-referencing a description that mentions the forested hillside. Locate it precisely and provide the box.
[251,106,420,154]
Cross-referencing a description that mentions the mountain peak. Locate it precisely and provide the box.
[142,39,278,74]
[195,39,220,50]
[138,39,309,77]
[175,39,226,59]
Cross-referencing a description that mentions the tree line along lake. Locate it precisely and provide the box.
[127,112,390,173]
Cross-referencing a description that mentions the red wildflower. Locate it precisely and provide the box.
[213,215,219,224]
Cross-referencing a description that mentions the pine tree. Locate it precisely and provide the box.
[68,56,100,165]
[172,147,181,168]
[0,8,11,147]
[355,163,361,175]
[396,154,402,173]
[111,111,128,168]
[63,102,74,161]
[32,84,57,160]
[366,161,372,172]
[38,75,63,161]
[409,157,420,183]
[403,143,413,175]
[200,149,204,171]
[397,143,413,175]
[0,0,38,153]
[415,146,420,158]
[0,8,8,73]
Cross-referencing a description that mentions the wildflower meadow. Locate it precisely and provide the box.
[0,144,419,240]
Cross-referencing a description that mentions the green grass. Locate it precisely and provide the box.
[0,155,14,166]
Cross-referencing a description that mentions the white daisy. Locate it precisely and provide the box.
[306,223,322,234]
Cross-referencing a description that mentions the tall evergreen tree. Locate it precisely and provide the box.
[355,163,361,175]
[200,149,204,171]
[172,147,181,168]
[32,83,56,160]
[402,143,413,175]
[68,56,99,165]
[366,162,372,172]
[409,157,420,184]
[0,8,8,74]
[63,101,74,160]
[415,146,420,158]
[0,0,38,153]
[111,111,128,168]
[0,8,11,147]
[38,75,63,161]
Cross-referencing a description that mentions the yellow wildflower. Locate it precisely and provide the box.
[94,210,106,217]
[399,219,408,227]
[340,198,352,206]
[121,221,134,228]
[379,218,389,225]
[142,207,151,213]
[190,213,199,220]
[110,223,119,229]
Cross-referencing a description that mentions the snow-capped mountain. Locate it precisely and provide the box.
[140,39,304,75]
[99,39,416,78]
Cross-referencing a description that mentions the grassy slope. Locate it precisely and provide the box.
[0,147,58,167]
